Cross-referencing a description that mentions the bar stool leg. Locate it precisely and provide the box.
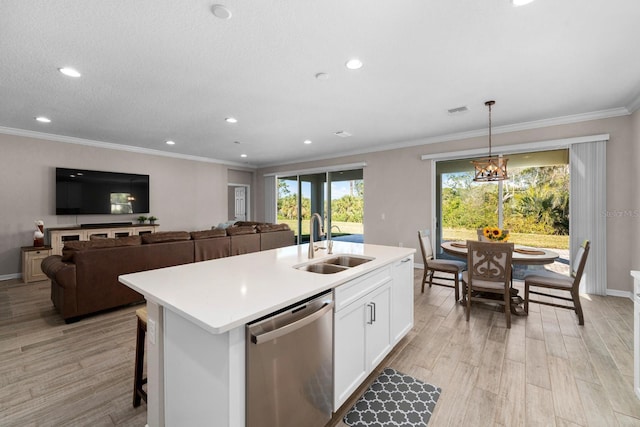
[133,314,148,407]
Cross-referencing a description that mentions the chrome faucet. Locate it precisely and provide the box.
[308,213,325,259]
[327,225,341,254]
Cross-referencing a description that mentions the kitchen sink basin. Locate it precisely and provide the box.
[298,263,349,274]
[295,254,375,274]
[323,255,373,268]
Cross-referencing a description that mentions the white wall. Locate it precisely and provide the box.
[0,133,230,277]
[257,114,637,294]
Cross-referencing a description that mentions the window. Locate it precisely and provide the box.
[276,169,364,244]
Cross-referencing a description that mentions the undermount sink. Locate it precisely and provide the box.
[298,263,349,274]
[324,255,372,268]
[295,254,374,274]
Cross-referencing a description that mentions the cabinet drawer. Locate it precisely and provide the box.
[334,266,392,312]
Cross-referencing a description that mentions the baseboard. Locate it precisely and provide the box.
[0,272,21,282]
[606,288,633,300]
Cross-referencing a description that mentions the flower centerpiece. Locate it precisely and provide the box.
[482,226,509,242]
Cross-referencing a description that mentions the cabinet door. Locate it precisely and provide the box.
[334,300,367,409]
[50,230,86,255]
[86,229,110,239]
[110,228,134,238]
[391,256,414,344]
[365,280,392,371]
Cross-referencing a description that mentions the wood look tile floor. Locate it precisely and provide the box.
[1,271,639,426]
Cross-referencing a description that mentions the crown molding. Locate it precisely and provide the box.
[397,107,629,149]
[627,93,640,113]
[0,126,257,169]
[1,106,631,170]
[259,107,629,169]
[421,134,610,161]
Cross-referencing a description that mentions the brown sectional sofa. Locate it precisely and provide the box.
[41,224,294,322]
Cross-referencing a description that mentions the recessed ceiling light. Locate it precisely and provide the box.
[315,73,329,80]
[304,139,312,145]
[58,67,81,78]
[211,4,232,19]
[512,0,535,6]
[225,117,238,123]
[35,116,51,123]
[345,58,363,70]
[240,154,247,158]
[165,140,176,145]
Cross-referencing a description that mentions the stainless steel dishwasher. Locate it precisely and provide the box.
[246,290,334,427]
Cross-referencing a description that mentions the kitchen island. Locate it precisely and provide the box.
[120,241,415,427]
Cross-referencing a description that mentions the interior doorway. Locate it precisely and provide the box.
[228,184,250,221]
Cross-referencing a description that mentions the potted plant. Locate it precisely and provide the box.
[137,215,148,224]
[148,216,158,225]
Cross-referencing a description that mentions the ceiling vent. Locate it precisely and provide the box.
[448,106,468,114]
[334,131,352,138]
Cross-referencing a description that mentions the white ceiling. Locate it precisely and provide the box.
[1,0,639,168]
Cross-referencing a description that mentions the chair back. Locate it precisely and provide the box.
[571,240,591,287]
[417,230,434,263]
[466,240,514,284]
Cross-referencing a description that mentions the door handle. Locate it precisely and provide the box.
[251,301,334,344]
[367,303,374,324]
[371,302,376,322]
[401,258,411,263]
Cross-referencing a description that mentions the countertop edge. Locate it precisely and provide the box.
[120,243,415,335]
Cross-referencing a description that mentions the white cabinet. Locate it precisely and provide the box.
[334,266,392,409]
[365,283,392,369]
[391,255,414,344]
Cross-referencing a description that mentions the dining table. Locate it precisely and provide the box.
[440,240,560,315]
[441,241,560,265]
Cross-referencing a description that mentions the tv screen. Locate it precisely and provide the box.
[56,168,150,215]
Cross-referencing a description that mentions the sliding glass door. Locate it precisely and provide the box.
[435,149,570,274]
[276,168,364,244]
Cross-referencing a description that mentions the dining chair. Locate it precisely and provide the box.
[463,240,514,328]
[418,230,466,301]
[524,240,590,325]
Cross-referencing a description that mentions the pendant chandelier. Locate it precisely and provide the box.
[472,100,508,182]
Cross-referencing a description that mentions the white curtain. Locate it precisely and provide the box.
[570,140,607,295]
[264,175,276,223]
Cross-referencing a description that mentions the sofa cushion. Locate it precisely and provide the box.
[62,236,143,261]
[141,231,191,244]
[226,225,256,236]
[191,229,227,240]
[256,223,291,233]
[90,235,142,246]
[234,221,263,227]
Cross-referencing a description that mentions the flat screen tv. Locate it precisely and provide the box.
[56,168,150,215]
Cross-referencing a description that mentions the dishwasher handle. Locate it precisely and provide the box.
[251,300,334,345]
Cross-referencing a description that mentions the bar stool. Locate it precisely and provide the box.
[133,306,148,407]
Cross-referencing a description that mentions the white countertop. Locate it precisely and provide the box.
[119,241,414,335]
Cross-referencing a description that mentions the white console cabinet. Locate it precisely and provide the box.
[48,224,159,255]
